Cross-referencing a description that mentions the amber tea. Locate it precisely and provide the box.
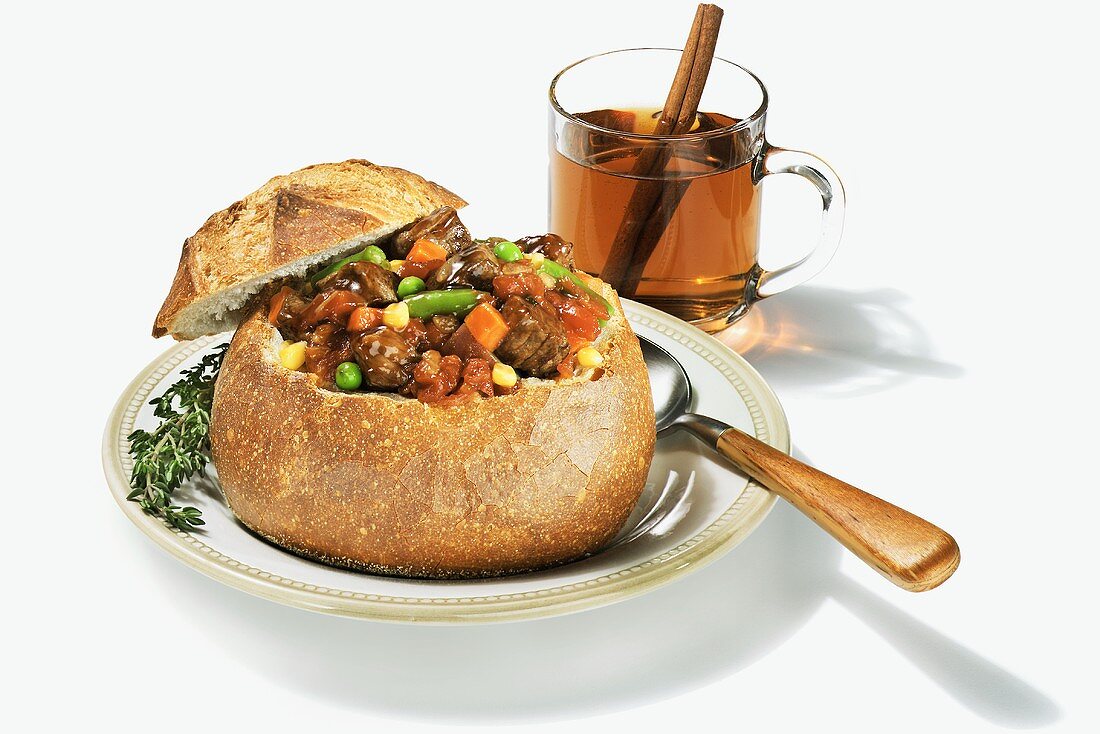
[550,50,843,330]
[551,108,761,324]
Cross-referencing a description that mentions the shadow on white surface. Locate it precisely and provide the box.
[143,476,1058,726]
[720,286,965,396]
[146,495,834,722]
[830,578,1061,729]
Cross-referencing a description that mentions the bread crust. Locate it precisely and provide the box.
[154,160,465,340]
[209,290,655,578]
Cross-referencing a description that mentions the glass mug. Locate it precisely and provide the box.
[549,48,845,331]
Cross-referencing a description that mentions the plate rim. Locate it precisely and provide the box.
[103,300,789,624]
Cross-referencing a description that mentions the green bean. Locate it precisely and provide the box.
[539,260,614,318]
[311,244,389,283]
[402,289,487,319]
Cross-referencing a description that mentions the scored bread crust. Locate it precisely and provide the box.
[154,160,465,340]
[209,284,656,578]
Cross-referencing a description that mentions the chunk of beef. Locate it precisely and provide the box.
[426,314,459,350]
[400,317,430,351]
[390,206,472,259]
[295,289,367,329]
[318,261,397,305]
[495,296,570,377]
[428,241,502,291]
[516,233,575,269]
[351,327,419,390]
[302,323,354,386]
[269,286,309,339]
[441,323,497,364]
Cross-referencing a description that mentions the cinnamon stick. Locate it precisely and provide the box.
[600,3,724,296]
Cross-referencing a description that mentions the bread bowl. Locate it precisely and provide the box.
[155,159,656,578]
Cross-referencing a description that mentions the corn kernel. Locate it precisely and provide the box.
[492,362,518,388]
[382,301,410,331]
[280,340,307,370]
[576,346,604,369]
[389,259,405,272]
[525,252,545,268]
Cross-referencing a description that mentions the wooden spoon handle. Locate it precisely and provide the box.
[716,427,960,591]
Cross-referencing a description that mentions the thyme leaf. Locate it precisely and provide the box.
[127,344,228,529]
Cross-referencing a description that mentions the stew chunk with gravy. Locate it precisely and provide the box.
[266,207,611,403]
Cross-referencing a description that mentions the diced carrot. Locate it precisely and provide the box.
[268,286,295,325]
[347,305,383,333]
[407,238,449,263]
[464,302,510,352]
[397,258,444,279]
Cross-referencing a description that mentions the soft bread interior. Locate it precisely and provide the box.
[154,160,467,340]
[168,225,402,339]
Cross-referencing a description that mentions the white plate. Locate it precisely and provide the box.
[103,300,789,624]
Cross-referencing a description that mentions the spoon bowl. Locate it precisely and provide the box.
[639,337,692,434]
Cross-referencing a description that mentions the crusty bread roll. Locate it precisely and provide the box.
[209,281,655,578]
[154,160,464,340]
[152,159,656,577]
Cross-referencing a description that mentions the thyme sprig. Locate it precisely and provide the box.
[127,344,228,529]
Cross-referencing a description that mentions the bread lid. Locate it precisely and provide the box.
[153,159,466,340]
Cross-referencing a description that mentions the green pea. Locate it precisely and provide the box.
[335,361,363,391]
[361,245,387,266]
[493,240,524,263]
[397,276,426,299]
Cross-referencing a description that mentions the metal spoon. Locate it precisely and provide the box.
[640,335,960,592]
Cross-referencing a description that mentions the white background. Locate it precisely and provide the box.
[4,1,1097,731]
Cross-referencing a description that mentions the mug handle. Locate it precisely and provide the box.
[752,144,846,298]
